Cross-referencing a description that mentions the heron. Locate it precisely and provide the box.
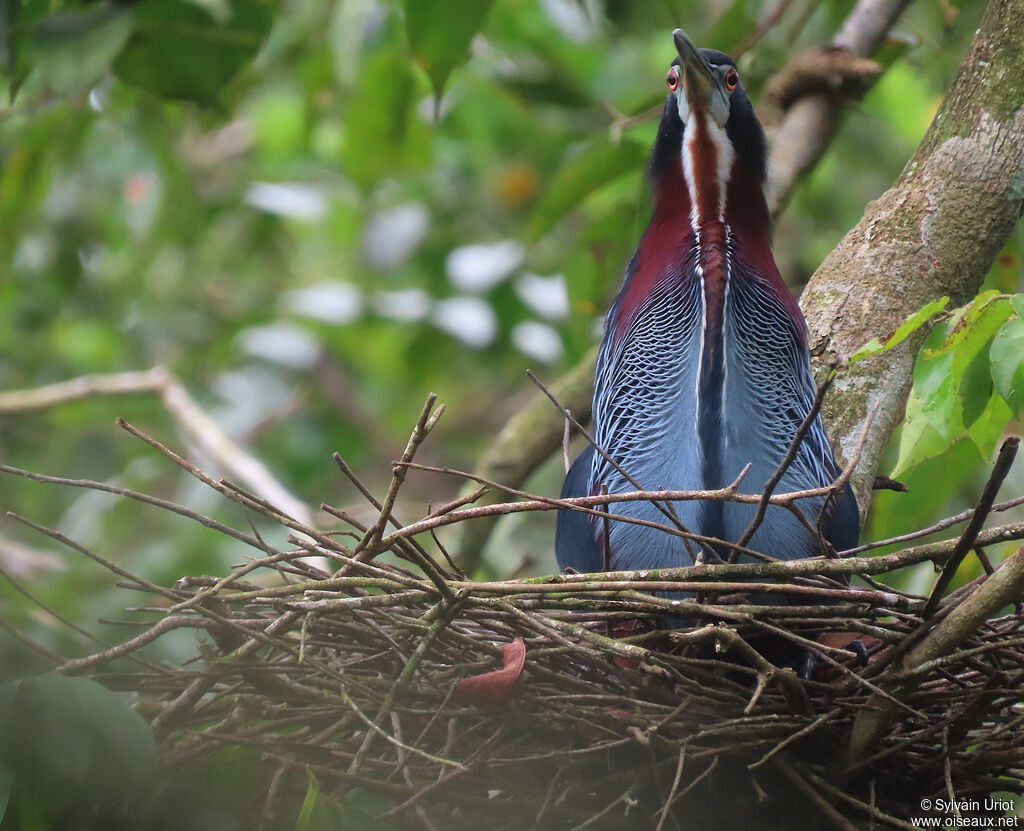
[555,30,859,582]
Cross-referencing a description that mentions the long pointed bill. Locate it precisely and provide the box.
[672,28,712,111]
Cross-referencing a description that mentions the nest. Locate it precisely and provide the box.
[8,404,1024,831]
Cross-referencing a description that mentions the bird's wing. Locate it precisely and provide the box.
[554,444,603,573]
[723,267,861,553]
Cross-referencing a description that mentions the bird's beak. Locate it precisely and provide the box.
[672,28,713,111]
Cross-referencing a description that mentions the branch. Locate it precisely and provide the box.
[732,374,834,560]
[921,436,1018,617]
[765,0,913,215]
[447,345,597,572]
[0,366,313,525]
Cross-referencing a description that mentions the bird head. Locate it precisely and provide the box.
[652,30,767,198]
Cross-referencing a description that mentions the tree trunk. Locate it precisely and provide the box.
[801,0,1024,516]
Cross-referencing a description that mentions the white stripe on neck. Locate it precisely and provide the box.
[681,113,734,235]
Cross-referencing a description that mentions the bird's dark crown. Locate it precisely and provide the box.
[650,47,767,186]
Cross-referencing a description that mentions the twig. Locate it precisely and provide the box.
[600,483,611,573]
[115,418,349,560]
[801,769,920,831]
[841,494,1024,557]
[328,455,456,602]
[922,437,1018,617]
[0,616,64,665]
[0,366,313,524]
[338,685,465,771]
[568,788,635,831]
[664,755,719,810]
[749,710,837,769]
[776,760,860,831]
[654,746,686,831]
[730,0,797,57]
[846,544,1024,769]
[0,463,266,551]
[766,0,913,213]
[352,394,445,563]
[6,512,186,605]
[347,594,466,775]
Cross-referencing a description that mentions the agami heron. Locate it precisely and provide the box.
[555,30,859,578]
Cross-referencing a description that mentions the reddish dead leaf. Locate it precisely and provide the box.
[454,637,526,706]
[609,618,652,669]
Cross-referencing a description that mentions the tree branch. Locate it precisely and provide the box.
[0,366,313,525]
[921,436,1018,617]
[764,0,912,214]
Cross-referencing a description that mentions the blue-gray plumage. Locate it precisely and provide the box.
[554,31,859,576]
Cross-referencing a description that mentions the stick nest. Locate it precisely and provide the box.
[10,411,1024,831]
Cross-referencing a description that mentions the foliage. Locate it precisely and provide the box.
[894,292,1024,477]
[847,295,949,366]
[0,674,156,828]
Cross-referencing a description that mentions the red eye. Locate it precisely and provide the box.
[725,67,739,91]
[666,67,679,91]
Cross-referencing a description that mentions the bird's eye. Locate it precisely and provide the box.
[725,67,739,91]
[666,67,679,91]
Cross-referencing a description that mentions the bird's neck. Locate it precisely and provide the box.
[610,146,784,341]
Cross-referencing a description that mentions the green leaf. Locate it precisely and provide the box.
[402,0,496,99]
[892,323,960,476]
[857,291,1017,476]
[113,0,272,106]
[990,312,1024,418]
[892,408,948,479]
[958,341,994,429]
[922,290,1009,362]
[849,296,949,364]
[498,75,593,109]
[913,323,961,437]
[344,48,431,190]
[967,392,1012,460]
[295,768,335,831]
[527,138,647,241]
[22,3,134,95]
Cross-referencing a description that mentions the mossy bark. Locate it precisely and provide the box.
[802,0,1024,517]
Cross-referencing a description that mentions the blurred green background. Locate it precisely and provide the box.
[1,0,1022,677]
